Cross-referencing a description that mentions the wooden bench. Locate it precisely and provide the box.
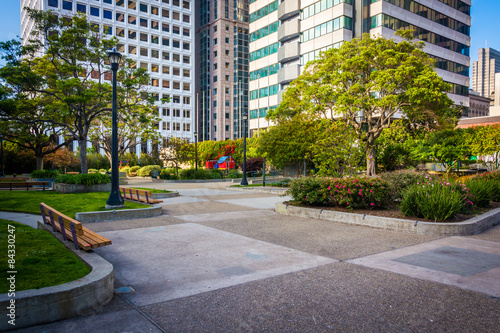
[0,176,30,182]
[0,181,50,191]
[39,203,112,251]
[119,187,162,204]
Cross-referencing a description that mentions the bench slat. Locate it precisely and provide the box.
[41,203,83,235]
[119,187,162,204]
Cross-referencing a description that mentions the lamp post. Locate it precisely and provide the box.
[241,111,248,186]
[106,48,124,209]
[194,130,198,171]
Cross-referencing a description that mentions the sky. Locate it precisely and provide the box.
[1,0,499,88]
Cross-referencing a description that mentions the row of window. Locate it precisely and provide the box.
[115,44,191,64]
[301,0,352,21]
[249,22,279,43]
[430,55,469,76]
[249,106,277,119]
[249,85,279,100]
[162,108,191,118]
[301,16,352,43]
[115,30,190,49]
[448,82,469,97]
[249,0,278,23]
[99,21,190,37]
[370,0,470,35]
[49,0,191,11]
[249,43,279,62]
[300,42,342,65]
[162,122,191,131]
[437,0,470,15]
[249,63,280,81]
[370,14,470,56]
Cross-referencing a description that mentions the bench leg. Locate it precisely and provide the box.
[145,191,150,204]
[48,211,57,232]
[40,205,48,224]
[70,223,79,250]
[58,216,67,241]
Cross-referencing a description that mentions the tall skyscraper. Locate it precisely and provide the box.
[248,0,471,134]
[21,0,195,155]
[472,47,500,101]
[195,0,250,141]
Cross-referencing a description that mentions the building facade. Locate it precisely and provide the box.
[468,90,490,118]
[248,0,471,134]
[21,0,196,155]
[195,0,250,141]
[472,47,500,103]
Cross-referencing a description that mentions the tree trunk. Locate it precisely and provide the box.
[79,139,88,174]
[36,156,44,170]
[366,145,376,176]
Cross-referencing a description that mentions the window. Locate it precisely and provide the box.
[128,0,136,9]
[116,0,124,7]
[116,12,125,22]
[77,3,86,13]
[225,100,230,107]
[140,62,148,69]
[162,23,170,32]
[162,80,170,88]
[213,101,217,107]
[213,26,218,32]
[225,49,230,56]
[162,52,170,60]
[183,42,190,50]
[163,0,170,4]
[173,26,180,34]
[162,121,167,130]
[140,48,148,56]
[225,87,229,94]
[225,62,229,68]
[90,7,99,16]
[213,75,217,82]
[140,18,147,27]
[151,78,159,87]
[128,30,136,39]
[225,37,229,43]
[225,25,229,31]
[62,1,72,10]
[183,55,190,64]
[104,25,112,35]
[162,38,169,46]
[128,15,136,24]
[151,64,159,72]
[213,38,217,45]
[183,28,190,37]
[173,0,180,6]
[151,49,159,58]
[183,14,190,23]
[183,83,190,91]
[213,51,217,58]
[183,69,190,77]
[213,88,217,95]
[173,40,180,48]
[128,45,137,54]
[103,9,112,19]
[162,66,170,74]
[183,96,191,104]
[173,12,180,20]
[183,0,190,9]
[152,35,159,44]
[162,9,169,18]
[140,33,148,42]
[116,28,125,37]
[173,67,180,76]
[173,95,181,103]
[151,6,159,15]
[225,75,229,81]
[140,2,148,12]
[173,53,180,62]
[183,109,190,117]
[213,63,217,70]
[151,21,159,30]
[104,0,112,3]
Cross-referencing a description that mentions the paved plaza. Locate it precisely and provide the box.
[4,179,500,332]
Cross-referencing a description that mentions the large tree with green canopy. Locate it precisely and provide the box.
[268,31,455,176]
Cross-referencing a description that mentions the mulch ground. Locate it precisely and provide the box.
[284,201,500,223]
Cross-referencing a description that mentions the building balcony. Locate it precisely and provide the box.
[278,0,300,21]
[278,41,300,63]
[277,19,300,42]
[278,64,300,84]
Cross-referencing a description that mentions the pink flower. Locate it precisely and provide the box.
[370,203,374,206]
[370,190,373,193]
[347,202,349,205]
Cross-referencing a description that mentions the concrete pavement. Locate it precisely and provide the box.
[2,180,499,332]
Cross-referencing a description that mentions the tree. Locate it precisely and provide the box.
[268,31,454,176]
[0,9,154,173]
[466,125,500,170]
[45,147,80,173]
[160,137,193,176]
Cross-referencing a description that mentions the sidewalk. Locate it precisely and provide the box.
[4,184,499,332]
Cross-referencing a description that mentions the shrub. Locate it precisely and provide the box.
[227,169,243,178]
[99,169,108,173]
[400,181,471,221]
[130,166,141,173]
[30,170,59,179]
[287,177,392,209]
[120,166,131,175]
[178,168,224,180]
[137,165,161,177]
[87,152,110,170]
[464,179,496,208]
[55,173,110,186]
[160,168,177,180]
[88,169,98,174]
[379,170,429,200]
[468,171,500,201]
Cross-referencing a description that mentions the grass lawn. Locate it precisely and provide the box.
[0,191,148,218]
[129,187,173,193]
[0,219,91,292]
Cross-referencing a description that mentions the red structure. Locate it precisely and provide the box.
[205,156,235,170]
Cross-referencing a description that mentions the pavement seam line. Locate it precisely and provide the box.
[117,293,168,333]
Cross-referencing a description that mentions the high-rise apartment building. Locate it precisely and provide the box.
[472,47,500,102]
[195,0,250,141]
[21,0,195,155]
[248,0,471,134]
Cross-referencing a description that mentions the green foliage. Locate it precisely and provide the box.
[287,177,392,209]
[55,173,110,186]
[468,171,500,201]
[0,141,36,174]
[400,181,470,221]
[160,168,177,180]
[130,166,140,173]
[88,168,98,173]
[139,152,162,167]
[227,169,243,178]
[379,170,429,200]
[465,125,500,171]
[464,179,496,208]
[137,165,161,177]
[178,168,222,180]
[86,152,110,170]
[99,169,108,173]
[0,220,90,292]
[120,152,139,167]
[120,166,131,174]
[30,170,59,178]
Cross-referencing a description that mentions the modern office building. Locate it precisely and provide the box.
[248,0,471,134]
[195,0,250,141]
[21,0,195,155]
[472,47,500,102]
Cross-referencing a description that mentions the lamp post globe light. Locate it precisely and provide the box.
[106,48,125,209]
[194,130,198,171]
[240,111,248,186]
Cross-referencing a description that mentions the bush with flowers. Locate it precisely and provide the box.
[287,177,392,209]
[379,170,428,200]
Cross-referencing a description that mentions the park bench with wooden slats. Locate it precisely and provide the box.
[0,181,50,191]
[0,176,30,182]
[40,203,112,251]
[119,187,162,204]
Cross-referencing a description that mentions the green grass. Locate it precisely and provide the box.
[129,187,173,194]
[0,191,148,218]
[0,219,91,292]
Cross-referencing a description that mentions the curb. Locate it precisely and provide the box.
[0,222,114,331]
[150,191,180,199]
[228,186,288,194]
[75,206,162,223]
[275,203,500,236]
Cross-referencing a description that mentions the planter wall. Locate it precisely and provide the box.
[53,182,111,193]
[33,178,56,188]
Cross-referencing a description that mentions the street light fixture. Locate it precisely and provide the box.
[194,130,198,171]
[106,48,124,209]
[241,111,248,186]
